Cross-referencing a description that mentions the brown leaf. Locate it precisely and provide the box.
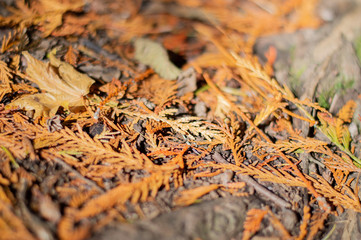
[7,50,94,117]
[64,45,78,66]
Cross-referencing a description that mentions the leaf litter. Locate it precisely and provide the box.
[0,0,361,239]
[6,49,94,118]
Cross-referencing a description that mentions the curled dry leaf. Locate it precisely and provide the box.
[134,38,181,80]
[7,50,94,118]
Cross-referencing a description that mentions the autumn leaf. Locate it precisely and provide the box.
[64,45,78,66]
[134,38,181,80]
[7,50,94,118]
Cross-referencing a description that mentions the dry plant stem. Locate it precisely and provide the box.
[18,179,54,240]
[53,157,105,193]
[1,146,20,168]
[213,152,291,208]
[203,73,331,212]
[266,208,292,239]
[23,136,37,161]
[237,174,291,209]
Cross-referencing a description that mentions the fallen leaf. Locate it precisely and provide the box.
[134,38,181,80]
[7,50,94,117]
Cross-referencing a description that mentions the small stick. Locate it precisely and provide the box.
[213,152,291,209]
[53,157,104,193]
[237,174,291,209]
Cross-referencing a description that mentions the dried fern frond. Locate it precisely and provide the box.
[204,160,360,211]
[0,201,37,240]
[0,60,13,101]
[0,60,12,88]
[266,209,292,239]
[173,184,220,206]
[58,209,90,240]
[222,113,245,165]
[203,71,330,211]
[306,210,328,240]
[253,98,287,126]
[337,100,356,123]
[144,120,171,152]
[258,135,328,154]
[137,75,178,109]
[317,112,361,166]
[74,167,176,220]
[0,28,28,53]
[296,206,311,240]
[1,0,85,37]
[310,175,361,211]
[242,208,268,240]
[117,101,225,143]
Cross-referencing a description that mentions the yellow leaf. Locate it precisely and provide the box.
[7,50,94,118]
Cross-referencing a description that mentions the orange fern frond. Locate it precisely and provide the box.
[242,208,267,240]
[75,166,176,220]
[0,201,37,240]
[117,101,225,142]
[258,135,328,154]
[137,75,178,110]
[0,28,27,53]
[296,206,311,240]
[68,189,99,207]
[173,184,220,206]
[337,100,356,123]
[58,209,90,240]
[306,211,328,240]
[267,209,292,239]
[253,98,288,126]
[64,45,78,66]
[310,175,361,211]
[0,60,12,89]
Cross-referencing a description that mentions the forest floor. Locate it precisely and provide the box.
[1,0,361,239]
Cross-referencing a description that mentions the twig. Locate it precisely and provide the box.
[1,146,20,168]
[17,179,54,240]
[53,157,104,193]
[238,174,291,209]
[213,151,291,208]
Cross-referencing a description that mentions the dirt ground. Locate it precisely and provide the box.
[1,0,361,239]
